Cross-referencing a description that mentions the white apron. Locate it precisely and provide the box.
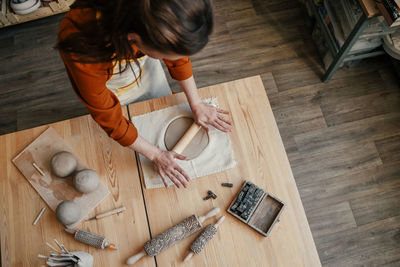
[105,55,171,106]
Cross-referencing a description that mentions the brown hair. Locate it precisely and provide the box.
[57,0,213,71]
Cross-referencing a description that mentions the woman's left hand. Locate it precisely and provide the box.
[191,102,232,132]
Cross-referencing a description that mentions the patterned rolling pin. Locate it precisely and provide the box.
[126,207,220,265]
[184,216,225,262]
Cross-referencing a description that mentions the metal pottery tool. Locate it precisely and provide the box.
[184,216,225,262]
[171,122,202,154]
[86,206,126,221]
[65,229,118,250]
[126,207,220,265]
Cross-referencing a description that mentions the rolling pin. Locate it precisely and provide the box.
[183,216,225,262]
[126,207,220,265]
[171,122,202,154]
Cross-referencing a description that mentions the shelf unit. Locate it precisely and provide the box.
[0,0,73,28]
[306,0,396,81]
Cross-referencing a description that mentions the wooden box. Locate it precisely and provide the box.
[227,181,285,236]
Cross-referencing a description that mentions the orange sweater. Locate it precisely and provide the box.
[58,8,193,146]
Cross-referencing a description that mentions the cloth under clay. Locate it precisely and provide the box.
[132,98,236,189]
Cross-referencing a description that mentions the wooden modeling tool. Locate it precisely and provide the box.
[45,242,62,253]
[184,216,225,262]
[171,122,202,154]
[86,206,126,221]
[65,229,118,250]
[33,207,46,225]
[126,207,220,265]
[32,162,45,176]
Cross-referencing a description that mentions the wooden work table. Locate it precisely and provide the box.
[1,76,320,266]
[0,109,154,266]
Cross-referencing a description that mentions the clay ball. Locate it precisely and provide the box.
[51,151,77,178]
[73,169,99,193]
[56,200,81,226]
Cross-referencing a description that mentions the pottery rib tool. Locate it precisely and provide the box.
[64,229,118,250]
[86,206,126,221]
[184,216,225,262]
[126,207,220,265]
[33,207,46,225]
[172,122,202,154]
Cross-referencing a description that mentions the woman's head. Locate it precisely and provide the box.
[58,0,213,64]
[130,0,213,57]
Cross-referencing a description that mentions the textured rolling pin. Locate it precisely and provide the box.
[171,122,202,154]
[65,229,118,250]
[126,207,220,265]
[184,216,225,262]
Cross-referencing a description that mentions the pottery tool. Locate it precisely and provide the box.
[32,162,45,176]
[38,251,93,267]
[53,239,69,254]
[65,229,118,250]
[126,207,220,265]
[86,206,126,221]
[171,122,202,154]
[203,190,217,200]
[33,207,46,225]
[45,242,62,253]
[184,216,225,262]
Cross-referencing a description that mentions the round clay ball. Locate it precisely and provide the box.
[56,200,81,226]
[51,151,77,178]
[73,169,99,193]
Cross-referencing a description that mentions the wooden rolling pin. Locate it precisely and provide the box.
[171,122,202,154]
[126,207,220,265]
[184,216,225,262]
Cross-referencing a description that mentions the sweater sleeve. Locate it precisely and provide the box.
[60,52,138,147]
[163,57,193,81]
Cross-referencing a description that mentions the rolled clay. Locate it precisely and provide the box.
[56,200,81,226]
[51,151,77,178]
[73,169,99,193]
[164,117,209,159]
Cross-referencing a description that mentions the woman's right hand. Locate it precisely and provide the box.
[129,135,190,188]
[151,150,190,188]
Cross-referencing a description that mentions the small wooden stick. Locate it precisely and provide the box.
[32,162,45,176]
[33,207,46,225]
[60,244,69,254]
[86,206,126,221]
[45,242,61,253]
[53,239,67,253]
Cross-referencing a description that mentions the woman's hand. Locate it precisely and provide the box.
[151,150,190,188]
[129,135,190,188]
[191,102,232,132]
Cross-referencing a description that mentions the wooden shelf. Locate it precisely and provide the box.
[0,0,73,28]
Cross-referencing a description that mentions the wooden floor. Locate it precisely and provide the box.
[1,0,400,266]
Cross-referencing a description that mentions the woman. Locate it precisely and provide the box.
[57,0,232,189]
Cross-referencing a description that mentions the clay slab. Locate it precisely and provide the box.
[164,116,209,159]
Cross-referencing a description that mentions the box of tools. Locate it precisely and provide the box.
[227,181,285,236]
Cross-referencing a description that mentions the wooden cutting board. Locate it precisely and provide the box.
[12,127,110,229]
